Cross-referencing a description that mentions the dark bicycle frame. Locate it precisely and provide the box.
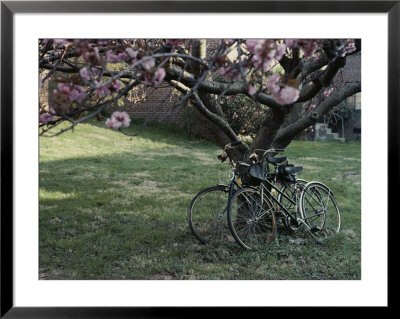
[245,149,306,225]
[260,177,304,225]
[241,151,310,231]
[214,168,243,222]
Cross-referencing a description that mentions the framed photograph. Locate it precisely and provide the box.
[1,1,395,317]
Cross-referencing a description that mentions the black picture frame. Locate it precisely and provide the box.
[1,1,395,317]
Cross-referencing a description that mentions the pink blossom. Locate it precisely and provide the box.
[53,82,86,104]
[298,40,319,57]
[106,50,131,63]
[266,48,277,60]
[125,48,138,59]
[111,111,131,127]
[251,54,273,72]
[53,39,69,48]
[94,81,111,97]
[309,104,316,110]
[69,86,86,101]
[106,50,120,63]
[142,58,155,71]
[323,88,334,98]
[274,86,300,105]
[247,86,257,96]
[220,66,236,81]
[266,74,281,95]
[39,108,56,124]
[153,68,166,85]
[247,40,286,71]
[111,80,121,91]
[39,113,54,124]
[340,41,356,57]
[94,80,121,97]
[284,39,298,49]
[144,67,166,86]
[166,39,183,46]
[42,39,69,48]
[245,39,264,53]
[266,73,300,105]
[105,118,121,129]
[275,43,287,61]
[79,67,101,81]
[105,111,131,130]
[74,40,103,65]
[91,68,101,77]
[96,40,109,46]
[79,67,91,81]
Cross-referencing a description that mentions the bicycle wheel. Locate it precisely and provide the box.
[228,187,277,250]
[299,182,341,242]
[277,179,307,232]
[188,185,230,244]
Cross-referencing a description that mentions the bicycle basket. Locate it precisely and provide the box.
[241,162,265,186]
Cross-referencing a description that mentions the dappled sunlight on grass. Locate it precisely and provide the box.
[40,121,182,161]
[40,190,77,200]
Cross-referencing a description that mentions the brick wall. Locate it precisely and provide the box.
[335,52,361,140]
[117,85,218,140]
[341,51,361,83]
[117,39,222,140]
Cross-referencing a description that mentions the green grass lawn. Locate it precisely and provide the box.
[39,120,361,280]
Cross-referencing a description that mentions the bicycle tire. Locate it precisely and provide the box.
[277,178,307,232]
[299,181,341,242]
[188,185,230,244]
[227,187,277,250]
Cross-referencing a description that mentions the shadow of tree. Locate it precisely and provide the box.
[39,143,233,279]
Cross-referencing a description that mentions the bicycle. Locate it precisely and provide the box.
[269,157,341,243]
[299,181,341,243]
[226,148,290,250]
[227,148,341,249]
[187,141,247,244]
[264,154,309,232]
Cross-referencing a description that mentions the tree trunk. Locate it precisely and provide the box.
[252,108,286,154]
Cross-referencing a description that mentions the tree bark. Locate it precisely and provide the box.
[251,108,286,154]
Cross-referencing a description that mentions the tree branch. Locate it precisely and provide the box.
[273,81,361,147]
[165,64,283,110]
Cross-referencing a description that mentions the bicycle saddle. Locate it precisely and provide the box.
[267,156,287,164]
[284,166,303,174]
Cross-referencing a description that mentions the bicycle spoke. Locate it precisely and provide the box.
[188,185,229,244]
[299,182,341,243]
[228,188,277,250]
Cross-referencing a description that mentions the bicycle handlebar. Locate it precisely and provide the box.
[217,152,229,162]
[223,140,242,151]
[253,148,284,154]
[218,141,285,165]
[249,148,285,163]
[218,140,243,162]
